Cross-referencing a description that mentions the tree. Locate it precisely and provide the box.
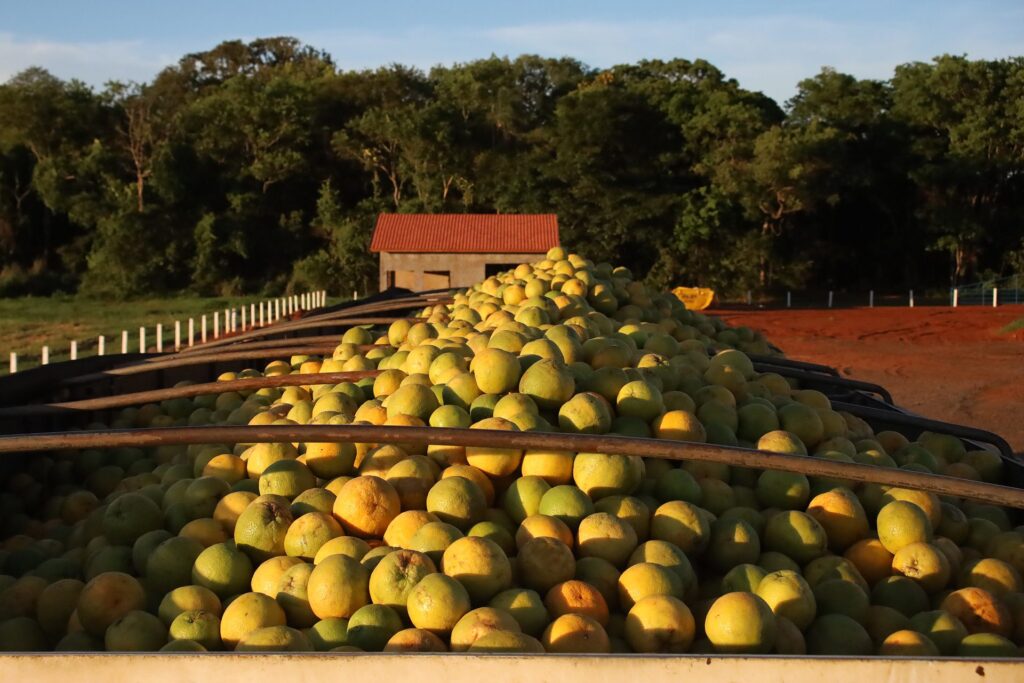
[0,42,1021,299]
[547,76,682,269]
[892,56,1024,284]
[107,82,167,212]
[333,105,420,208]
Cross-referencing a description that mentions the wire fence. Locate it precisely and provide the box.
[953,274,1023,306]
[720,288,956,309]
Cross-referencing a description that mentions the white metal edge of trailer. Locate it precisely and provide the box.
[0,654,1018,683]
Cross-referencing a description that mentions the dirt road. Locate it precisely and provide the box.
[709,306,1024,453]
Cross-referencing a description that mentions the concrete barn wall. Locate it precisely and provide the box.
[379,252,546,291]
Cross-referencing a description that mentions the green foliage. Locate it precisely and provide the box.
[0,42,1022,299]
[1001,317,1024,335]
[891,56,1024,284]
[80,210,177,298]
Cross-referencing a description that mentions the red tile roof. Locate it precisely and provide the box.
[370,214,559,254]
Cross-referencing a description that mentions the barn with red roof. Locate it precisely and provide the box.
[370,213,560,291]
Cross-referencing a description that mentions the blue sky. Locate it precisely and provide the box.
[1,1,1022,104]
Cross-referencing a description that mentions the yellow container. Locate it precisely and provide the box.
[672,286,715,310]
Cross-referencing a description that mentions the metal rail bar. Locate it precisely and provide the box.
[179,295,446,353]
[760,367,894,404]
[167,315,410,354]
[746,353,841,377]
[302,292,450,321]
[833,401,1016,461]
[1,425,1021,508]
[169,335,350,353]
[1,371,383,416]
[60,346,344,386]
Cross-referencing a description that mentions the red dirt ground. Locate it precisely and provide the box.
[708,305,1024,454]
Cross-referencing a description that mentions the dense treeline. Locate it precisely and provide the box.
[0,37,1022,299]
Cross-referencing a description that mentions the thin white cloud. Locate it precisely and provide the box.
[293,26,480,71]
[480,15,1024,102]
[3,11,1023,104]
[0,32,177,86]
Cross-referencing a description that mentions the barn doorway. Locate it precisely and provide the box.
[422,270,451,289]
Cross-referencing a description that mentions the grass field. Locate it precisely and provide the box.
[1001,316,1024,334]
[0,295,330,372]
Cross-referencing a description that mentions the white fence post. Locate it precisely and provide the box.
[175,321,181,351]
[241,306,247,331]
[9,352,16,373]
[909,290,915,308]
[275,299,281,320]
[139,327,146,352]
[259,301,265,327]
[993,287,999,308]
[869,290,874,308]
[224,308,230,332]
[121,330,128,354]
[827,291,834,308]
[202,315,208,343]
[952,288,959,307]
[232,310,238,332]
[41,346,49,365]
[353,290,357,301]
[70,340,77,360]
[98,336,105,356]
[250,303,255,328]
[214,312,220,339]
[188,318,195,347]
[786,291,792,308]
[156,324,163,353]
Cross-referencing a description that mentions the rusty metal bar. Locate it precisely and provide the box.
[1,425,1021,508]
[303,293,451,321]
[174,315,412,354]
[759,367,894,404]
[1,371,383,416]
[170,335,350,353]
[746,353,841,377]
[59,346,343,387]
[833,401,1016,461]
[179,294,446,354]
